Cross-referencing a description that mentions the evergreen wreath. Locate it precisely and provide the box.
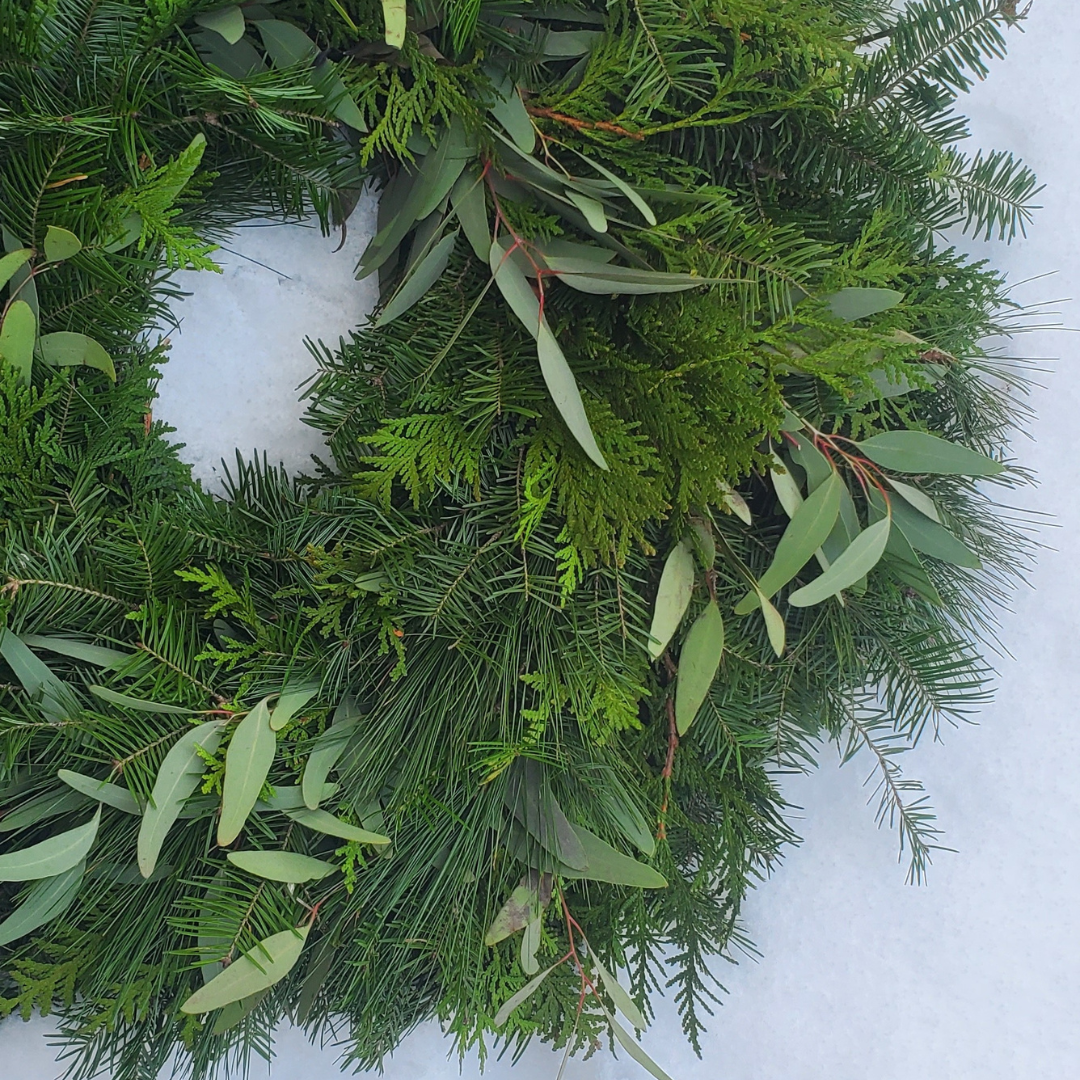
[0,2,1041,1077]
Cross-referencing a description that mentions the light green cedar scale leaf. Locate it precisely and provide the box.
[226,850,336,883]
[646,538,695,659]
[138,722,224,877]
[674,601,724,736]
[788,518,891,607]
[0,860,84,946]
[857,431,1004,476]
[43,225,82,263]
[180,926,310,1014]
[376,231,458,327]
[58,770,140,814]
[0,299,36,384]
[194,5,246,45]
[0,807,99,881]
[218,698,276,845]
[734,472,842,614]
[37,332,116,380]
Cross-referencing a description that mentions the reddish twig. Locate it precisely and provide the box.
[525,106,644,141]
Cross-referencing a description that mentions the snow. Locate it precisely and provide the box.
[8,3,1080,1077]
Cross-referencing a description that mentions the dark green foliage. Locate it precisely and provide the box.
[0,2,1041,1078]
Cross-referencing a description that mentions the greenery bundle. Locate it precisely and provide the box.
[0,2,1040,1077]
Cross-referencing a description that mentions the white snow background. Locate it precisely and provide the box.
[7,3,1080,1077]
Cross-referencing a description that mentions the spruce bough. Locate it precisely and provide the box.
[0,2,1040,1077]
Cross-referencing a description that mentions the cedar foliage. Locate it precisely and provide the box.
[0,2,1040,1077]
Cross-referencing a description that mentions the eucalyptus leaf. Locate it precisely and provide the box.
[857,431,1004,476]
[0,807,99,882]
[770,455,803,518]
[646,538,695,659]
[192,30,267,77]
[734,472,842,614]
[822,287,905,321]
[561,826,667,888]
[89,685,195,714]
[0,299,36,384]
[194,5,246,45]
[597,1000,674,1080]
[0,788,88,832]
[886,477,941,523]
[755,587,786,657]
[596,785,654,858]
[226,850,336,883]
[489,237,607,469]
[180,926,310,1014]
[218,697,276,846]
[302,699,361,809]
[2,227,37,321]
[566,192,608,233]
[451,169,490,261]
[269,685,318,731]
[520,914,542,975]
[258,783,337,812]
[138,722,224,877]
[591,953,647,1030]
[494,960,561,1026]
[1,628,69,702]
[571,151,656,225]
[22,635,130,669]
[37,332,116,380]
[376,230,458,327]
[486,75,535,153]
[889,496,981,569]
[43,225,82,263]
[0,860,84,947]
[58,770,141,814]
[285,807,389,845]
[255,19,316,66]
[485,879,544,946]
[0,248,32,291]
[211,988,271,1035]
[788,518,891,607]
[382,0,406,48]
[718,481,752,525]
[674,601,724,736]
[295,942,337,1024]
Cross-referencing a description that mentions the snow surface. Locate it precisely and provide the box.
[8,3,1080,1077]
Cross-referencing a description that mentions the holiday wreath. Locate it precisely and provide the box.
[0,2,1040,1077]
